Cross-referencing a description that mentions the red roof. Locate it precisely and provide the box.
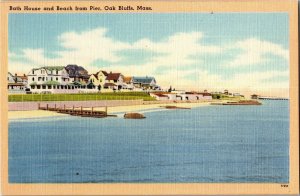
[92,74,99,80]
[17,75,27,80]
[104,83,117,88]
[101,71,108,76]
[106,73,121,80]
[154,93,168,97]
[8,83,25,86]
[186,92,212,96]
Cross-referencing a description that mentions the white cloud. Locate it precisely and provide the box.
[132,32,222,68]
[226,38,289,67]
[8,28,289,97]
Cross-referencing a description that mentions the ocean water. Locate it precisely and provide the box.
[8,100,289,183]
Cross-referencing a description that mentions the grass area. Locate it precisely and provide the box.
[8,92,156,102]
[212,94,245,101]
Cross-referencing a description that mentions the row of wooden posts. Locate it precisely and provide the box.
[38,103,112,118]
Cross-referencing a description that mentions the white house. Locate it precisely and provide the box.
[132,76,159,90]
[7,72,15,83]
[150,92,212,101]
[27,66,97,94]
[104,72,124,90]
[8,72,27,94]
[88,70,108,88]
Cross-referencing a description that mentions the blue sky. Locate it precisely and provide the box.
[9,13,289,96]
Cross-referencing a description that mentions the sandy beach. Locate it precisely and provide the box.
[8,101,211,120]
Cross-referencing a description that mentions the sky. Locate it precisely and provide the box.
[8,13,289,97]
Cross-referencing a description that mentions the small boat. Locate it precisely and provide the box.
[124,113,146,119]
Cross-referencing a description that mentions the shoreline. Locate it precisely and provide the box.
[8,101,211,120]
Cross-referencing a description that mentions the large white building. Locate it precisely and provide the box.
[27,66,97,94]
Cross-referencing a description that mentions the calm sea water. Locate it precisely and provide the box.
[9,100,289,183]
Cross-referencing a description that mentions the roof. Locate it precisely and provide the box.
[132,76,155,84]
[41,66,65,71]
[106,73,121,81]
[104,83,117,88]
[8,83,25,86]
[153,93,168,97]
[198,93,212,96]
[91,70,108,80]
[17,75,27,80]
[186,92,212,96]
[92,73,99,80]
[101,71,108,76]
[123,76,132,83]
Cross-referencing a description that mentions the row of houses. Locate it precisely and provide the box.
[8,65,160,94]
[150,92,213,101]
[149,89,246,101]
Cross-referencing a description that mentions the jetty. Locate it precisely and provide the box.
[258,97,288,100]
[38,103,117,118]
[211,100,262,106]
[222,100,262,105]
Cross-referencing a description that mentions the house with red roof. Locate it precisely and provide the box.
[88,70,124,91]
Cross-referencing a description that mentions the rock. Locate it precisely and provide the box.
[163,106,191,109]
[124,113,146,119]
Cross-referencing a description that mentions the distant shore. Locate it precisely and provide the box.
[8,101,212,120]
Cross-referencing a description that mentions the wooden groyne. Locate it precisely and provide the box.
[210,100,262,106]
[258,97,288,100]
[38,103,117,118]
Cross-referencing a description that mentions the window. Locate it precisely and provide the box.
[32,78,35,81]
[56,77,58,81]
[56,70,58,74]
[32,70,35,74]
[51,77,53,81]
[31,86,35,89]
